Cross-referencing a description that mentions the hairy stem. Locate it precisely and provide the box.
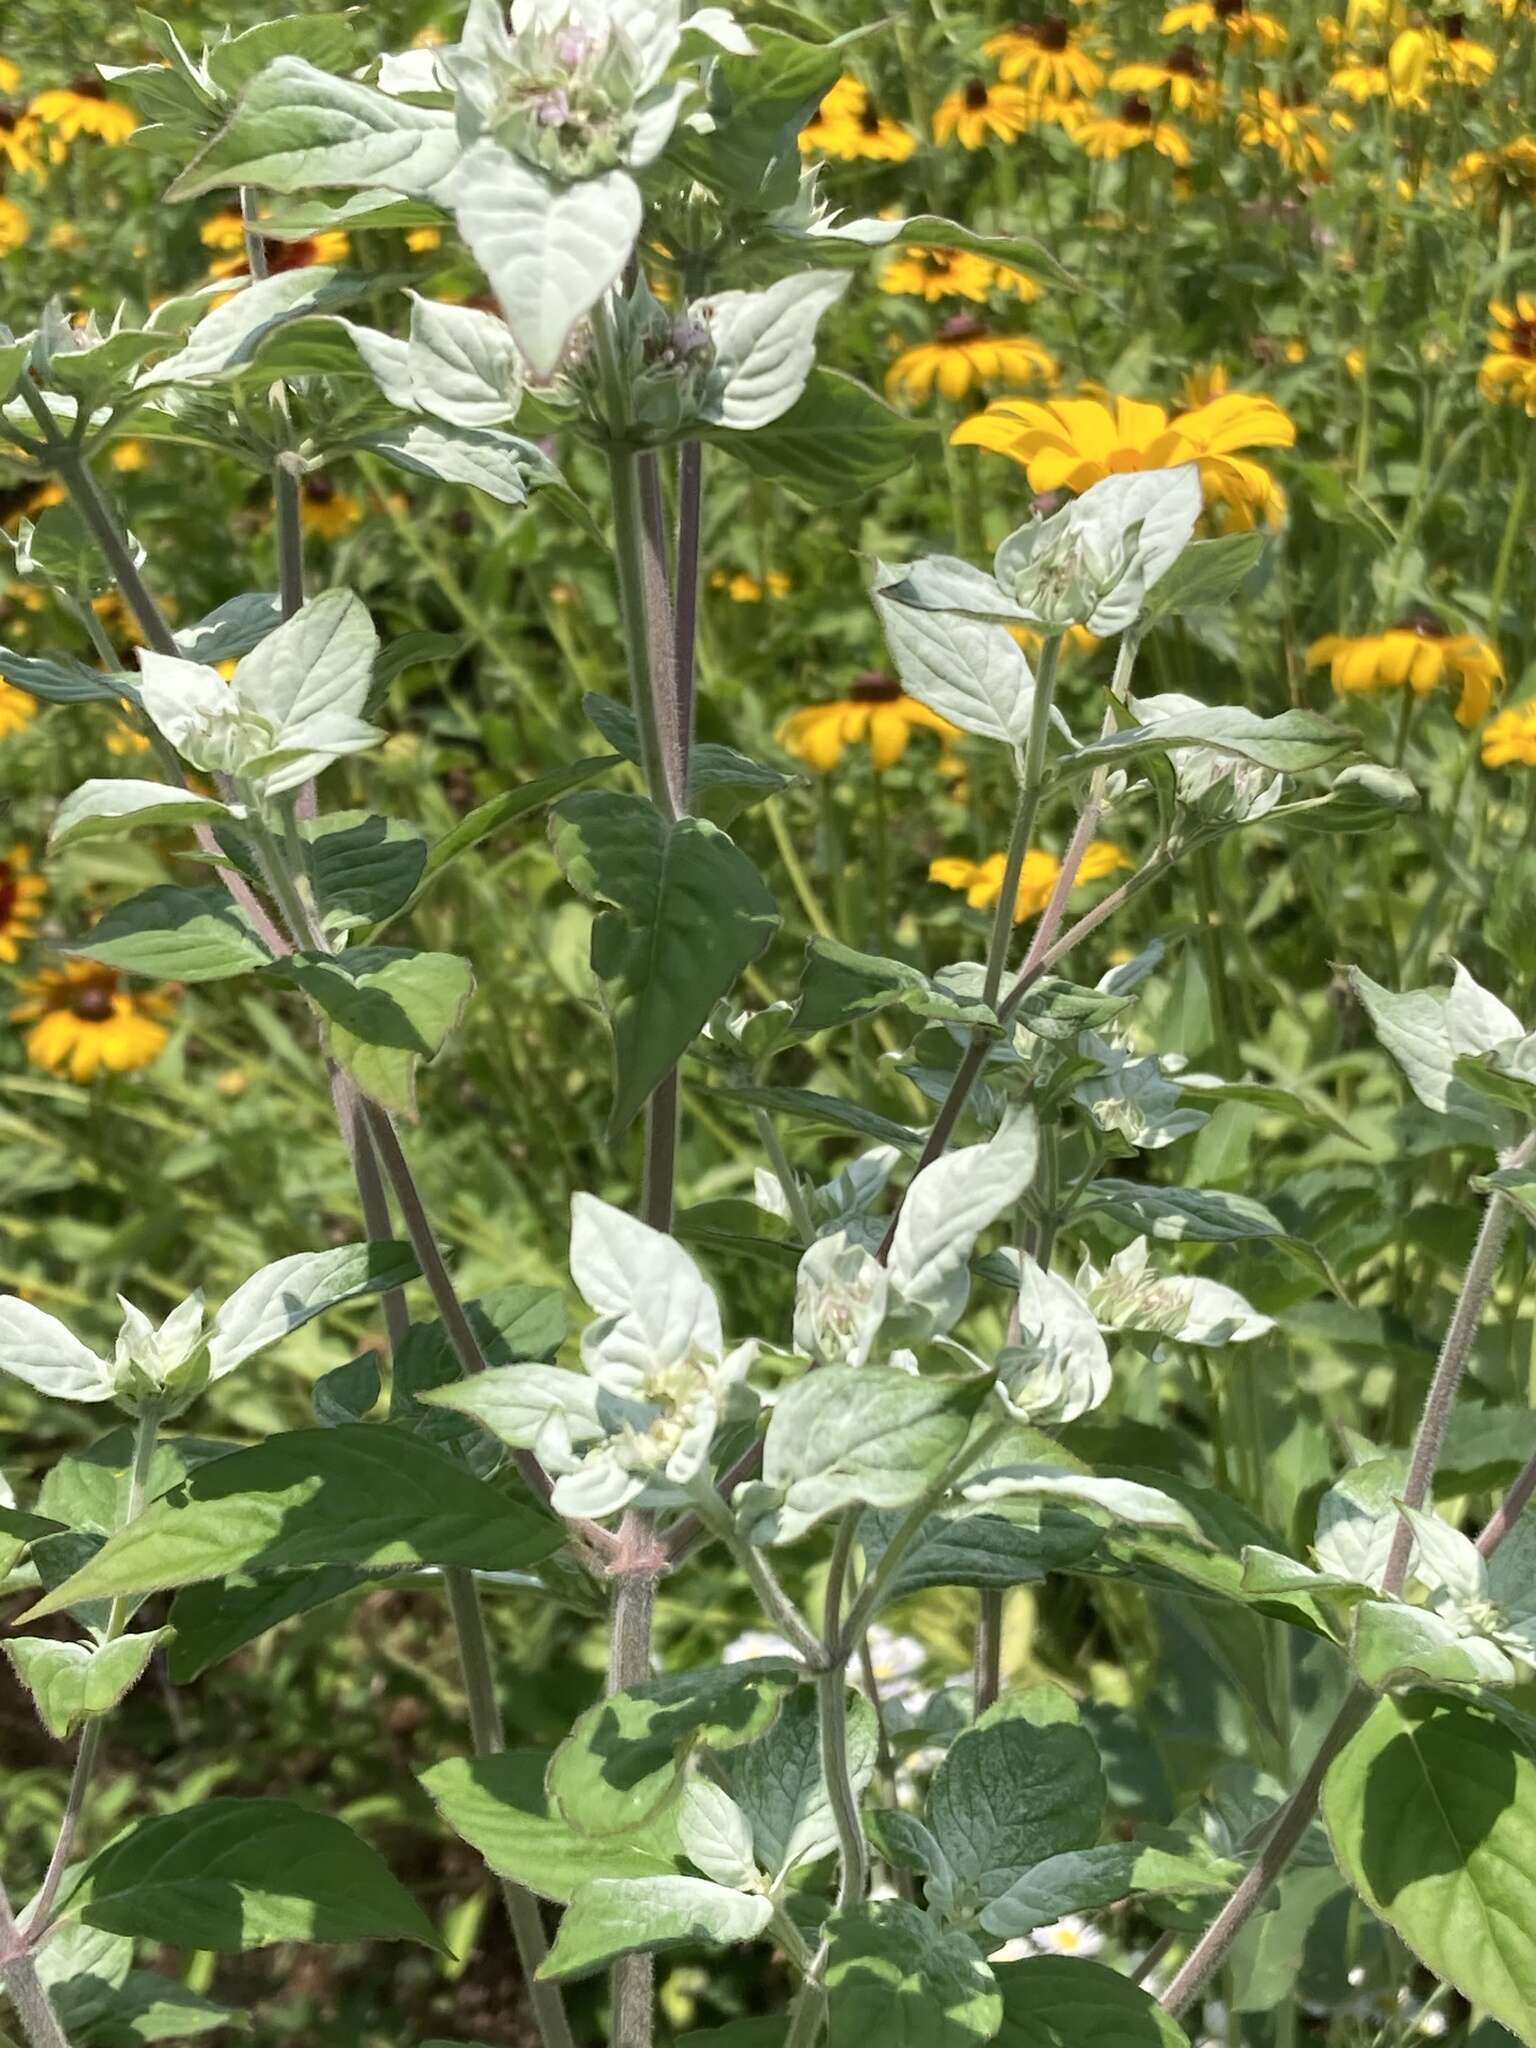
[0,1883,71,2048]
[817,1667,868,1910]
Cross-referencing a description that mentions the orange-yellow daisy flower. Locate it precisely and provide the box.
[930,840,1131,922]
[1161,0,1287,49]
[1072,95,1192,165]
[28,80,137,145]
[1480,294,1536,413]
[0,847,46,962]
[12,961,176,1083]
[982,18,1106,98]
[1307,620,1504,726]
[1483,703,1536,769]
[778,676,961,773]
[933,79,1046,148]
[886,319,1059,403]
[1110,49,1222,120]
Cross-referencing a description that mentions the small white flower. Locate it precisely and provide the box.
[722,1628,794,1665]
[1029,1915,1105,1959]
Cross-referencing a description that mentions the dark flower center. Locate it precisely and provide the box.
[303,477,338,505]
[938,314,987,343]
[1036,16,1071,51]
[858,101,885,133]
[1166,44,1207,76]
[1121,94,1155,124]
[1396,611,1449,639]
[920,249,955,274]
[0,864,16,927]
[1444,11,1466,38]
[262,235,321,274]
[964,79,991,109]
[70,981,117,1021]
[1508,317,1536,358]
[849,672,902,703]
[1215,0,1246,17]
[0,106,18,134]
[69,78,107,101]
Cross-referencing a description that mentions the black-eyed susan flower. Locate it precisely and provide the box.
[0,847,45,963]
[0,194,25,253]
[1328,48,1392,101]
[886,317,1059,403]
[880,245,1035,303]
[1072,95,1192,165]
[0,105,49,177]
[201,210,350,279]
[1480,295,1536,414]
[778,674,961,773]
[1483,703,1536,769]
[12,961,175,1083]
[1161,0,1287,49]
[953,390,1294,528]
[28,80,137,146]
[1455,137,1536,209]
[1110,48,1221,120]
[298,477,364,540]
[982,18,1106,98]
[1236,86,1344,177]
[933,78,1044,148]
[1436,14,1498,86]
[1307,619,1504,725]
[799,77,916,162]
[0,678,37,739]
[930,840,1131,922]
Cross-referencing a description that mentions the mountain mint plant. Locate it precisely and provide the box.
[2,8,1536,2048]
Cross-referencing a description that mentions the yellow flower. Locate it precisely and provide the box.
[406,226,444,252]
[1307,620,1504,726]
[1181,363,1230,409]
[0,679,37,739]
[109,439,149,474]
[934,79,1047,148]
[1454,138,1536,210]
[1437,19,1498,87]
[1236,87,1344,178]
[28,81,137,145]
[298,478,364,539]
[886,319,1059,403]
[1009,623,1104,660]
[953,390,1294,530]
[0,59,19,95]
[1110,50,1222,119]
[778,675,960,773]
[799,77,916,162]
[1480,295,1536,414]
[982,18,1106,98]
[882,245,1031,303]
[12,961,175,1083]
[204,210,351,280]
[1329,54,1392,101]
[0,105,49,177]
[717,570,791,602]
[106,711,152,757]
[1072,96,1192,165]
[930,840,1131,922]
[1483,703,1536,769]
[0,195,26,253]
[1161,0,1288,48]
[0,846,46,963]
[1385,26,1435,107]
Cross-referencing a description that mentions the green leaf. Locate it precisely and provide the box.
[0,647,134,705]
[85,1968,246,2040]
[68,885,271,982]
[551,790,779,1137]
[1140,532,1268,619]
[858,1508,1102,1597]
[67,1797,443,1951]
[205,13,359,97]
[1324,1692,1536,2039]
[548,1661,799,1838]
[673,25,842,209]
[313,1352,382,1426]
[206,1240,417,1380]
[301,812,428,929]
[790,939,997,1042]
[174,591,283,665]
[728,1689,879,1880]
[824,1900,1001,2048]
[582,694,791,825]
[980,1842,1231,1939]
[1070,706,1353,777]
[709,369,932,508]
[167,56,460,202]
[167,1565,379,1681]
[992,1957,1189,2048]
[716,1082,923,1156]
[362,421,563,508]
[22,1427,560,1619]
[1348,963,1521,1126]
[1288,762,1419,834]
[1012,978,1135,1043]
[928,1706,1104,1903]
[422,1750,691,1904]
[280,946,475,1114]
[541,1877,770,1981]
[137,269,357,388]
[759,1371,990,1546]
[1476,1168,1536,1234]
[4,1629,169,1739]
[49,780,233,853]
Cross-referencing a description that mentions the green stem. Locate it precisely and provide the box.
[752,1106,817,1246]
[0,1885,72,2048]
[688,1486,824,1665]
[837,1424,1007,1650]
[817,1668,868,1910]
[1488,433,1533,648]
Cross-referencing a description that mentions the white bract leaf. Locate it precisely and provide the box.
[793,1231,890,1370]
[453,141,641,379]
[135,269,346,390]
[872,568,1036,745]
[959,1463,1199,1533]
[1126,693,1286,823]
[420,1364,607,1471]
[678,1780,759,1891]
[888,1108,1038,1336]
[1313,1460,1409,1591]
[49,780,235,852]
[875,554,1034,627]
[993,465,1202,635]
[1073,1034,1209,1152]
[405,292,525,427]
[1402,1508,1487,1603]
[696,273,849,431]
[206,1245,402,1383]
[138,589,384,797]
[1078,1238,1272,1347]
[1349,962,1524,1121]
[995,1257,1110,1425]
[0,1298,112,1403]
[110,1292,209,1411]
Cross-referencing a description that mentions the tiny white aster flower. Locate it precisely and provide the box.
[722,1628,793,1665]
[1030,1915,1104,1959]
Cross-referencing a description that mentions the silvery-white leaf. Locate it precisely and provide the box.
[887,1108,1038,1335]
[960,1462,1199,1533]
[136,269,348,389]
[570,1194,723,1396]
[697,273,848,431]
[377,48,450,95]
[1313,1460,1409,1591]
[1068,465,1202,631]
[677,1780,759,1890]
[364,420,558,507]
[876,554,1033,626]
[454,141,641,380]
[872,567,1036,745]
[1352,1599,1518,1691]
[418,1363,607,1471]
[628,81,693,168]
[1348,962,1523,1120]
[683,7,755,54]
[237,588,378,732]
[551,1447,648,1520]
[793,1231,889,1370]
[206,1245,397,1379]
[1073,1036,1209,1152]
[405,291,524,427]
[1080,1238,1272,1347]
[49,780,234,852]
[0,1299,112,1403]
[1401,1508,1487,1604]
[134,654,230,764]
[996,1257,1110,1425]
